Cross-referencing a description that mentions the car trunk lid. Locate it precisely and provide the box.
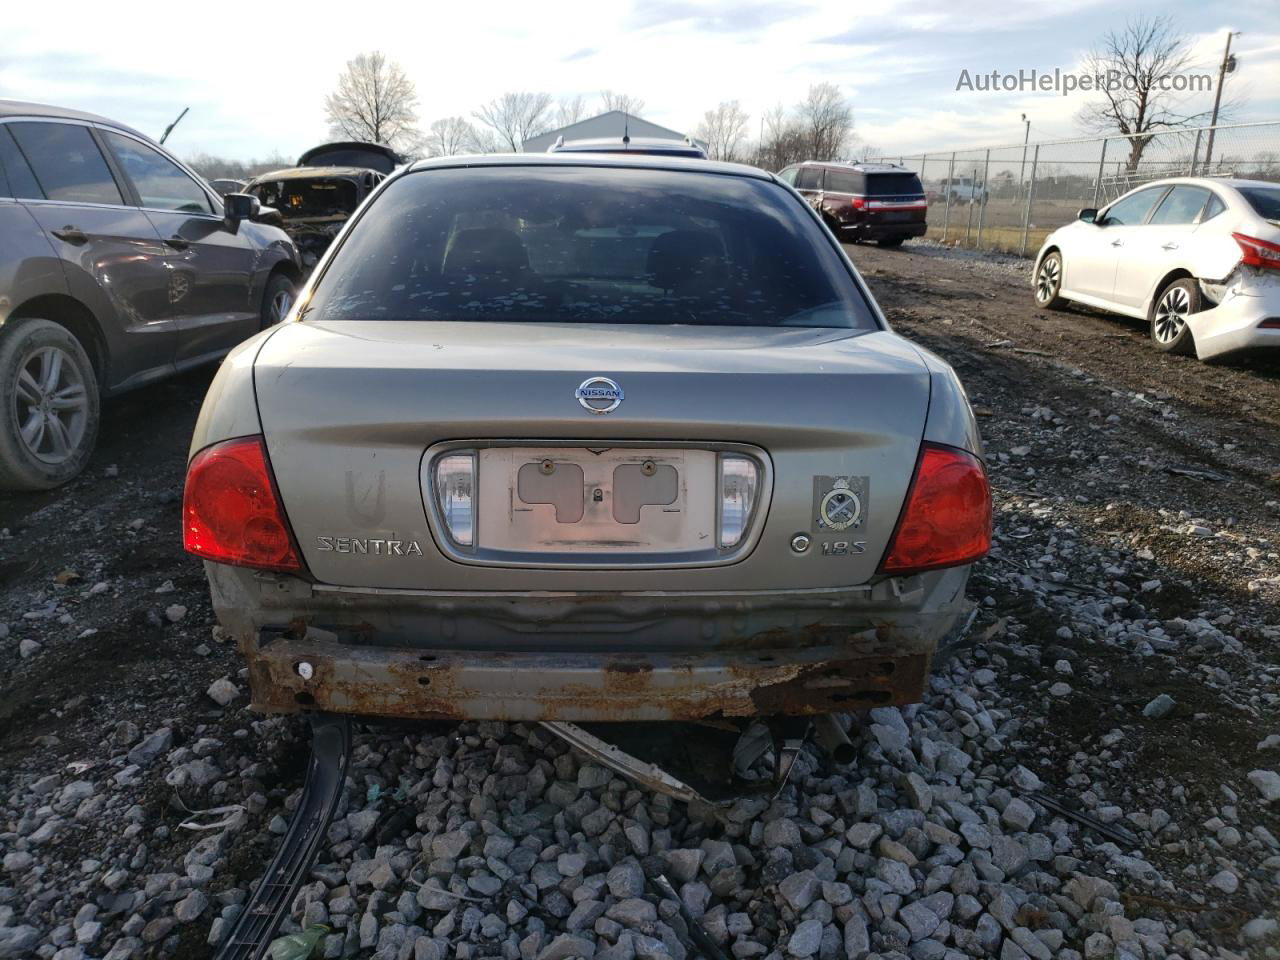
[253,320,932,591]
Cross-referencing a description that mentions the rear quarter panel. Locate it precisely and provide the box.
[0,201,66,321]
[914,344,982,456]
[188,325,281,458]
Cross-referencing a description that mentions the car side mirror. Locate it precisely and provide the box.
[1078,208,1098,224]
[224,192,260,225]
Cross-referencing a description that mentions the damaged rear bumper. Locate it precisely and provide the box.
[246,628,934,722]
[1191,268,1280,360]
[211,564,970,722]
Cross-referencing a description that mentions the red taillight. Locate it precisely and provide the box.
[850,196,867,209]
[879,443,992,575]
[1233,232,1280,271]
[183,436,302,573]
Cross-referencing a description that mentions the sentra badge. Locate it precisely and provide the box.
[316,536,423,556]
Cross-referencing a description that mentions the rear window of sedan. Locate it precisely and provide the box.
[304,165,876,329]
[1239,187,1280,222]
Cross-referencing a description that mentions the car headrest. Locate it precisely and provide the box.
[647,229,726,293]
[442,228,530,276]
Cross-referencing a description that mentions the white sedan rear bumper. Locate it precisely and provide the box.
[1190,268,1280,360]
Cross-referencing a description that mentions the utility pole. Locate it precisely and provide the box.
[1201,31,1240,175]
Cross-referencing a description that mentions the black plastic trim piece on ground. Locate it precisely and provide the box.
[214,713,351,960]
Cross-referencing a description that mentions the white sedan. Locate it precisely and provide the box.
[1032,177,1280,360]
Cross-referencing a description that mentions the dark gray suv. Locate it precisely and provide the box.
[0,100,301,490]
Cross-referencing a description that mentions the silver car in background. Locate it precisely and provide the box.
[1033,177,1280,359]
[183,154,991,723]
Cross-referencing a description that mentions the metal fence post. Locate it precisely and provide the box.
[941,152,955,243]
[1204,124,1220,175]
[1019,144,1040,258]
[964,167,977,245]
[974,150,991,249]
[1092,138,1108,209]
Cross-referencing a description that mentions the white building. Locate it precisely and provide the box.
[522,111,691,153]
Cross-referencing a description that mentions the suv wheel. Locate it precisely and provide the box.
[1033,252,1068,310]
[1150,278,1199,355]
[262,273,296,329]
[0,318,100,491]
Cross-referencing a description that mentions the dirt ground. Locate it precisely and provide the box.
[1,240,1277,957]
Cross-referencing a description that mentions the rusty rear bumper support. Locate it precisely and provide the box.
[245,625,932,722]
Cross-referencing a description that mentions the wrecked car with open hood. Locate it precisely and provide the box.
[184,153,991,730]
[244,141,400,269]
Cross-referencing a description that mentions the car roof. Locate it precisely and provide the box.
[847,163,912,173]
[0,99,150,140]
[406,152,772,180]
[552,136,702,152]
[788,160,911,173]
[1121,176,1280,192]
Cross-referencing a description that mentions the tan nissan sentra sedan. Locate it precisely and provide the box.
[182,152,991,723]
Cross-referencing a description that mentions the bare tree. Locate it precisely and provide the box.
[696,101,751,162]
[756,103,807,171]
[424,117,480,157]
[473,92,554,151]
[1254,151,1280,179]
[796,83,854,161]
[599,90,646,116]
[555,95,587,129]
[324,51,420,150]
[1076,16,1214,171]
[184,151,293,181]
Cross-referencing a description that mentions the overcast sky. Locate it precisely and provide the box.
[1,0,1276,163]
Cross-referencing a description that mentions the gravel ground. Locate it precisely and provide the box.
[0,244,1277,960]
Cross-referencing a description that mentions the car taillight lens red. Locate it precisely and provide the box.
[1233,232,1280,271]
[851,196,866,209]
[879,443,992,575]
[183,436,302,573]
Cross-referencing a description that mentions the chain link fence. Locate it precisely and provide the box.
[871,121,1280,257]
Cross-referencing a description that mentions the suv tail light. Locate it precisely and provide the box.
[1233,233,1280,271]
[879,443,991,575]
[183,436,302,573]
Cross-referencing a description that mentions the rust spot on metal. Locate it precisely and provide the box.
[746,654,928,716]
[607,661,654,675]
[241,620,932,723]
